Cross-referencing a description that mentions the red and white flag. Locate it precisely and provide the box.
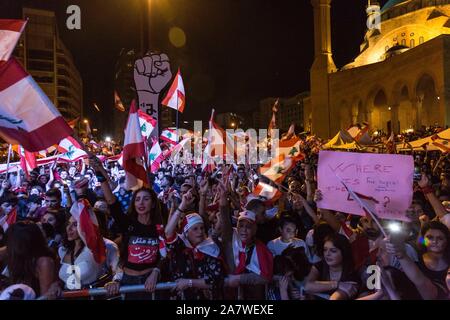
[161,68,185,113]
[18,145,37,175]
[0,58,73,152]
[161,128,178,145]
[57,136,87,162]
[232,230,273,281]
[70,199,106,264]
[252,182,282,202]
[0,19,27,64]
[207,109,235,161]
[67,117,79,129]
[137,109,157,139]
[123,100,147,190]
[0,207,17,232]
[259,154,295,184]
[149,139,164,172]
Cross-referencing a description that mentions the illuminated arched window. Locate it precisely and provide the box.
[419,36,424,44]
[401,39,406,46]
[410,39,415,48]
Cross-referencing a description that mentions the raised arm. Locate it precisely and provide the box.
[314,189,341,232]
[46,163,55,191]
[418,174,447,220]
[385,238,438,300]
[198,178,209,221]
[165,190,194,240]
[89,157,115,205]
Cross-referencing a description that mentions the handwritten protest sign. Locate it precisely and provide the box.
[317,150,413,221]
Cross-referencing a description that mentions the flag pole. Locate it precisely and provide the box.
[5,144,12,180]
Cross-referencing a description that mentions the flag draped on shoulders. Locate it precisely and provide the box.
[232,230,273,281]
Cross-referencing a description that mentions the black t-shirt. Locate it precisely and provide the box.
[109,201,163,271]
[417,256,449,300]
[314,261,361,296]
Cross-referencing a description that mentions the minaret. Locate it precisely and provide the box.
[310,0,336,138]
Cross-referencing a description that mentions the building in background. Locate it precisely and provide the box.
[257,93,308,132]
[216,112,245,129]
[14,7,83,124]
[308,0,450,138]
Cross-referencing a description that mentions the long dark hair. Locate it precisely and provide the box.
[321,233,354,280]
[420,221,450,264]
[127,187,163,225]
[6,221,54,291]
[61,218,85,258]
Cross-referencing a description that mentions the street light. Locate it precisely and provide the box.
[83,119,88,124]
[231,122,235,128]
[105,136,112,143]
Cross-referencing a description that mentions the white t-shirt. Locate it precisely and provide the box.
[267,237,310,257]
[58,246,103,289]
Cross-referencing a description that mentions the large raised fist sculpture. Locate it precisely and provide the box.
[134,53,172,138]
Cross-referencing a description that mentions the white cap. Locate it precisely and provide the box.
[0,284,36,300]
[238,210,256,223]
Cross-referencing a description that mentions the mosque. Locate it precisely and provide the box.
[305,0,450,138]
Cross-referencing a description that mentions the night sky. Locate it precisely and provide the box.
[0,0,389,135]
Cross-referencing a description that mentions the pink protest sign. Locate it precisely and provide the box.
[317,150,414,221]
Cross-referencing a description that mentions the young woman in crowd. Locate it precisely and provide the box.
[304,233,360,300]
[58,215,103,289]
[90,158,166,299]
[3,221,58,298]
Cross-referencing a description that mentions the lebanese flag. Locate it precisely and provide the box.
[259,154,295,184]
[0,19,27,63]
[18,145,37,175]
[70,199,106,264]
[252,182,282,202]
[137,109,157,139]
[0,58,73,152]
[57,136,87,162]
[161,68,185,113]
[161,128,178,145]
[204,109,235,163]
[0,207,17,232]
[67,117,79,129]
[232,230,273,281]
[123,100,147,190]
[149,139,164,172]
[277,136,304,161]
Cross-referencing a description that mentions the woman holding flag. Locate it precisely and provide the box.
[90,158,167,299]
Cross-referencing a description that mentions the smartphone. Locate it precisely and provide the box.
[413,166,421,181]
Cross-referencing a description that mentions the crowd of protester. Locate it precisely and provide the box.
[0,129,449,301]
